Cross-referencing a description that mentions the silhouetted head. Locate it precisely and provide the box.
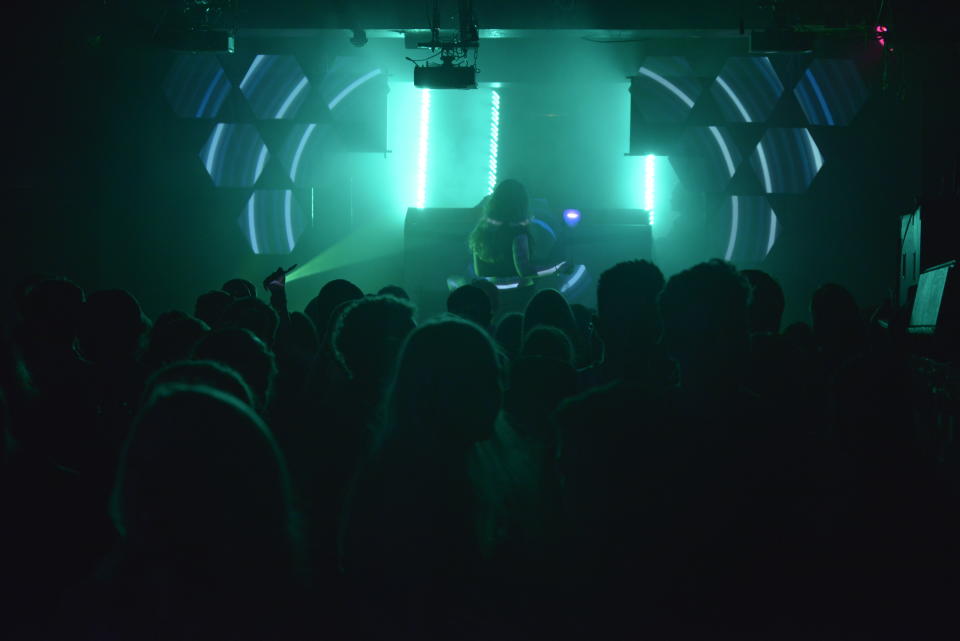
[505,356,577,438]
[193,328,277,411]
[470,279,500,318]
[596,260,665,356]
[194,290,233,328]
[377,285,409,300]
[143,360,254,408]
[20,278,85,347]
[742,269,785,334]
[523,288,579,349]
[494,312,524,362]
[485,179,529,224]
[659,259,751,372]
[221,278,256,299]
[305,279,364,339]
[13,273,52,320]
[521,324,574,366]
[387,317,502,446]
[447,284,493,329]
[333,295,416,386]
[570,304,594,339]
[143,312,209,371]
[289,311,319,356]
[219,297,279,347]
[78,289,150,364]
[113,384,298,585]
[811,283,863,350]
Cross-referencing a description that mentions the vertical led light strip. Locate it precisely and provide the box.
[488,89,501,195]
[644,154,655,225]
[415,89,431,209]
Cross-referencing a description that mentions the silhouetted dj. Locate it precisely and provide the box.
[469,179,536,281]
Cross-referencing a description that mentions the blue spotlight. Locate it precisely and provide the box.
[563,209,582,227]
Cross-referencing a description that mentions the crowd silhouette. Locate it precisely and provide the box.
[1,249,959,640]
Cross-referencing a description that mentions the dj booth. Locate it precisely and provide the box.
[403,207,653,317]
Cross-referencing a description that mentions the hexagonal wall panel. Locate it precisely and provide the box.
[199,123,270,187]
[793,58,868,126]
[163,54,232,118]
[268,123,339,186]
[239,55,311,120]
[632,56,702,124]
[709,56,784,123]
[719,195,781,263]
[238,190,307,255]
[747,128,824,194]
[669,126,744,192]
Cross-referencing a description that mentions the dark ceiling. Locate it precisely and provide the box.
[99,0,895,36]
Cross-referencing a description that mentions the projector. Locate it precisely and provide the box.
[414,63,477,89]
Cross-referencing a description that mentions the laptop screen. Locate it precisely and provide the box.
[909,262,953,334]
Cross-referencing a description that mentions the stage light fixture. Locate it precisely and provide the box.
[154,0,236,53]
[408,0,479,89]
[350,29,368,48]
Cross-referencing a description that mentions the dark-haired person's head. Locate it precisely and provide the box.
[78,289,150,364]
[143,360,255,409]
[447,284,493,329]
[221,278,256,299]
[143,312,209,372]
[742,269,785,334]
[523,289,580,355]
[571,303,601,366]
[377,285,409,300]
[659,259,751,375]
[486,179,529,224]
[113,384,300,593]
[494,312,524,362]
[305,279,364,339]
[194,290,233,328]
[219,297,279,348]
[596,260,665,357]
[470,279,500,319]
[387,317,502,447]
[811,283,863,350]
[521,324,574,366]
[193,328,277,411]
[289,311,319,356]
[334,295,416,388]
[570,303,593,339]
[20,278,85,348]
